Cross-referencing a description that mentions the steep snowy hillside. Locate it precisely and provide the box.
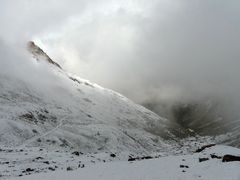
[0,41,176,154]
[1,42,239,179]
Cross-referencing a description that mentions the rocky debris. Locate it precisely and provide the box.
[32,129,38,134]
[87,114,93,118]
[2,145,239,179]
[128,156,154,162]
[48,167,55,171]
[210,154,222,159]
[2,162,9,165]
[180,165,189,168]
[20,112,36,121]
[84,82,94,88]
[110,153,116,158]
[78,164,85,168]
[72,151,80,156]
[59,138,69,147]
[72,151,83,156]
[19,110,56,125]
[67,167,73,171]
[35,157,44,160]
[199,158,209,162]
[69,77,82,84]
[222,155,240,162]
[25,168,35,172]
[195,144,216,153]
[37,114,47,121]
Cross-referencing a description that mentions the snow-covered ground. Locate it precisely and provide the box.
[0,136,220,179]
[9,145,240,180]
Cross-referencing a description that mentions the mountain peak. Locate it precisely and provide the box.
[27,41,62,69]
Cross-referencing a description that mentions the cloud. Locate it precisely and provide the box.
[1,0,240,129]
[0,0,90,45]
[33,0,240,104]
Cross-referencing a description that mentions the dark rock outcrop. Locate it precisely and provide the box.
[128,156,154,162]
[199,158,209,162]
[222,155,240,162]
[196,144,216,153]
[27,41,62,69]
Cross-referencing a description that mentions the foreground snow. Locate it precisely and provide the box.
[10,145,240,180]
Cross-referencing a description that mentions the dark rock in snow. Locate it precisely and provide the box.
[72,151,80,156]
[128,156,136,162]
[199,158,209,162]
[25,168,34,172]
[110,153,116,158]
[2,162,9,165]
[180,165,189,168]
[67,167,73,171]
[128,156,154,162]
[32,129,38,134]
[196,144,216,153]
[48,167,55,171]
[35,157,44,160]
[141,156,153,160]
[210,154,222,159]
[87,114,92,118]
[20,112,36,121]
[78,164,85,168]
[222,155,240,162]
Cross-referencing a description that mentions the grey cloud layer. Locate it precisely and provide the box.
[1,0,240,106]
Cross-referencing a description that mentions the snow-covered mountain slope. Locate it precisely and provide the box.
[0,41,178,154]
[10,145,240,180]
[1,42,240,180]
[27,41,62,69]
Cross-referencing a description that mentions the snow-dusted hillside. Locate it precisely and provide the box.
[0,41,176,154]
[0,42,239,180]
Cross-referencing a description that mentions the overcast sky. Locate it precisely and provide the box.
[1,0,240,105]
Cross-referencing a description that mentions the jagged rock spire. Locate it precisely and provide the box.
[27,41,62,69]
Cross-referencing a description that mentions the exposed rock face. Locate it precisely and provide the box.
[222,155,240,162]
[195,144,216,153]
[27,41,62,69]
